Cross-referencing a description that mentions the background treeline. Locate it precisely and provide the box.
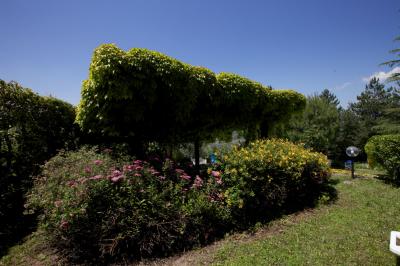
[274,78,400,166]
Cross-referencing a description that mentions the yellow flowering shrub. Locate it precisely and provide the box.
[209,139,331,226]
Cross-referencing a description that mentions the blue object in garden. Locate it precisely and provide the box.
[210,153,217,164]
[345,160,352,170]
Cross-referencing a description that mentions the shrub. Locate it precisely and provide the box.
[365,134,400,181]
[27,147,231,263]
[0,79,77,253]
[208,139,331,226]
[27,140,331,263]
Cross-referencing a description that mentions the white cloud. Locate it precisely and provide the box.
[362,67,400,83]
[333,81,352,91]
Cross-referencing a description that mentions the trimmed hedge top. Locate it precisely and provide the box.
[76,44,305,143]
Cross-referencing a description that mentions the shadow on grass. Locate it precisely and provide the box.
[228,178,339,235]
[286,177,339,212]
[0,213,38,259]
[375,174,400,188]
[136,180,339,266]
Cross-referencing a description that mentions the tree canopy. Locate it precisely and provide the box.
[76,44,306,148]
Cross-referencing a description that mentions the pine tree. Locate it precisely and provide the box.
[374,83,400,134]
[381,36,400,82]
[320,89,340,107]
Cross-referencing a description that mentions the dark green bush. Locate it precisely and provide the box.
[27,147,230,263]
[208,139,331,226]
[365,134,400,182]
[0,79,77,253]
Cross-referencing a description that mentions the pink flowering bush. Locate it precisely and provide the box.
[27,147,231,263]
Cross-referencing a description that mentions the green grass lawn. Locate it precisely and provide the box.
[211,172,400,265]
[1,169,399,266]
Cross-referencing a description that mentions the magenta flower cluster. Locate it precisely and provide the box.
[61,159,169,189]
[211,170,223,185]
[192,175,203,189]
[55,157,228,231]
[110,170,124,183]
[176,168,192,181]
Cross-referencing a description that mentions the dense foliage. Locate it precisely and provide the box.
[76,44,305,151]
[0,79,77,253]
[365,134,400,182]
[348,78,400,160]
[210,139,331,226]
[27,147,231,263]
[27,140,331,263]
[279,94,340,156]
[372,82,400,135]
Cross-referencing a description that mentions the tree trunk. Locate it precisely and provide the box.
[4,132,13,171]
[194,138,200,173]
[260,122,269,139]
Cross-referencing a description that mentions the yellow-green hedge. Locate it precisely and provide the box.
[76,44,305,144]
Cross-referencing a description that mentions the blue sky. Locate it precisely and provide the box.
[1,0,399,107]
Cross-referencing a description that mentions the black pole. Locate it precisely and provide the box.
[351,160,355,179]
[194,138,200,174]
[396,255,400,266]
